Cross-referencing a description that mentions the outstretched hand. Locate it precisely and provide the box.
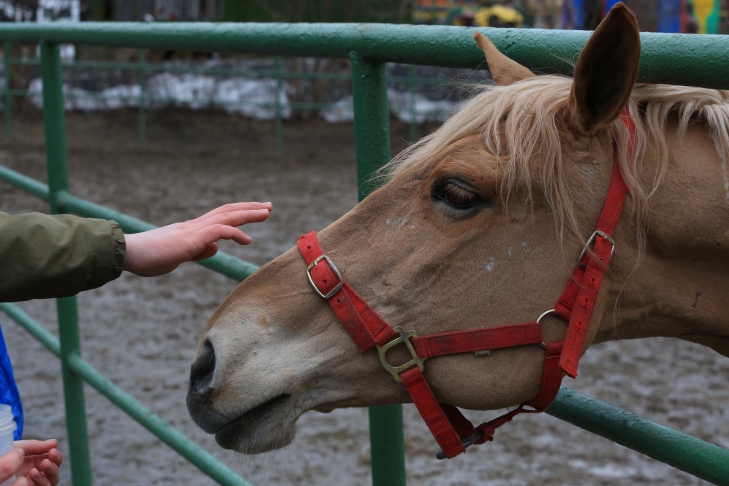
[0,440,63,486]
[122,202,273,277]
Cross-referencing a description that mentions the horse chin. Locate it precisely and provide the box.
[214,393,298,454]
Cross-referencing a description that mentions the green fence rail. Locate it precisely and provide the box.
[0,22,728,486]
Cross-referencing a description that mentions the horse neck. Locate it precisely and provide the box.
[594,119,729,356]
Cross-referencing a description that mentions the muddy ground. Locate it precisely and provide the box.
[0,110,727,485]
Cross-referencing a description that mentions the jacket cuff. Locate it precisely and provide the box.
[109,220,126,279]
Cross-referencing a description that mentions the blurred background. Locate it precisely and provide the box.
[1,0,726,143]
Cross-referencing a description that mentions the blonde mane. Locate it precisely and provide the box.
[383,76,729,240]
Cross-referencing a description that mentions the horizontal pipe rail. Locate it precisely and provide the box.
[6,56,480,86]
[7,90,366,112]
[0,165,50,201]
[0,303,60,357]
[0,23,727,88]
[0,303,249,486]
[547,388,729,485]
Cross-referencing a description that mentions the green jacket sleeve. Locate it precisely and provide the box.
[0,212,126,302]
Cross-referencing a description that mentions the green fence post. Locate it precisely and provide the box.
[3,42,11,140]
[138,48,147,146]
[350,51,407,486]
[40,40,93,486]
[274,56,283,150]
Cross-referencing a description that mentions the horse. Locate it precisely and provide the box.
[187,3,729,458]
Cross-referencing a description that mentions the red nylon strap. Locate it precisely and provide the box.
[298,232,397,351]
[442,403,477,436]
[400,368,466,458]
[556,109,634,378]
[437,340,564,447]
[525,342,564,410]
[413,323,543,358]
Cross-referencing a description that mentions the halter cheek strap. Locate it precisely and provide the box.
[296,109,635,459]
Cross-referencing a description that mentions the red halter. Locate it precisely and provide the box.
[297,110,635,459]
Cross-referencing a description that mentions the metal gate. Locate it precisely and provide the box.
[0,22,728,485]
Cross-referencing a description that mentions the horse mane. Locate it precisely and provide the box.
[382,76,729,242]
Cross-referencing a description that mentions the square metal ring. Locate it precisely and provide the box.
[376,327,427,383]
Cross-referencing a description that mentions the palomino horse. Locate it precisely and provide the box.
[188,4,729,458]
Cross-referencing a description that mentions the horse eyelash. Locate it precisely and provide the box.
[432,180,482,209]
[442,184,477,206]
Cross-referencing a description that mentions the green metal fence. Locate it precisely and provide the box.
[0,22,728,486]
[1,51,475,148]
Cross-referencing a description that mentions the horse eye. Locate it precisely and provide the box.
[433,181,479,209]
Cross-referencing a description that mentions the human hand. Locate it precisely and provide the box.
[0,439,63,486]
[122,202,273,277]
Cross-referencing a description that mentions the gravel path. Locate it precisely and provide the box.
[0,110,726,485]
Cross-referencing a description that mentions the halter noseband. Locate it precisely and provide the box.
[297,109,635,459]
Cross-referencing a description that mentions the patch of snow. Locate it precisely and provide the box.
[388,88,464,124]
[320,95,353,123]
[27,73,292,120]
[24,70,468,124]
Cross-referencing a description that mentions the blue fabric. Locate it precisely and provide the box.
[0,325,23,440]
[566,0,584,30]
[658,0,681,33]
[604,0,622,14]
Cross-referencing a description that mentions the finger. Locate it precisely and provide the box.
[28,468,51,486]
[191,203,273,224]
[0,449,25,482]
[196,225,252,246]
[47,449,62,467]
[191,243,218,261]
[10,476,28,486]
[35,459,59,486]
[193,209,272,230]
[14,441,57,457]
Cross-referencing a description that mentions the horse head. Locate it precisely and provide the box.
[187,4,729,455]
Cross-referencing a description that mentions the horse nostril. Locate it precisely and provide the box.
[189,339,216,403]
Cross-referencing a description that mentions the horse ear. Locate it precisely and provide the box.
[568,3,641,133]
[473,31,535,85]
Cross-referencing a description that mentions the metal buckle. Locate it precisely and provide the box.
[306,255,343,300]
[578,230,615,269]
[376,326,427,383]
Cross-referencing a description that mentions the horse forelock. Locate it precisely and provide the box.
[381,76,729,243]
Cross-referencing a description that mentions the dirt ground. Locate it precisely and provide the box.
[0,110,727,485]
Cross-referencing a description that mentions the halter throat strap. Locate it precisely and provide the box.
[296,109,635,459]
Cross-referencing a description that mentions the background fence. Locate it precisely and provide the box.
[1,48,486,147]
[0,22,728,485]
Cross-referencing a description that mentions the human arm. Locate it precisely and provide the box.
[0,212,124,302]
[122,202,272,277]
[0,202,272,301]
[0,440,62,486]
